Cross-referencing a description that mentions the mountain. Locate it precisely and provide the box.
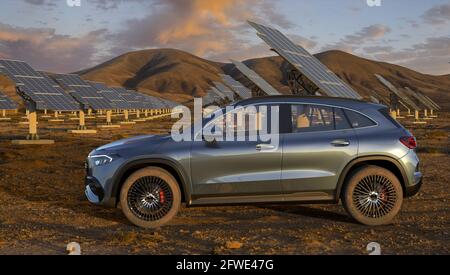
[1,48,449,110]
[79,49,225,103]
[79,49,450,110]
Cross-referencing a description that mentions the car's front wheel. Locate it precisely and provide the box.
[120,167,181,228]
[343,165,404,226]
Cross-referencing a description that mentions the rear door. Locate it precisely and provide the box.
[281,104,358,200]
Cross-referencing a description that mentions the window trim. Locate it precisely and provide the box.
[343,108,378,129]
[197,103,290,139]
[287,102,379,134]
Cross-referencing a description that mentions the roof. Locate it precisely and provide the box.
[233,95,384,111]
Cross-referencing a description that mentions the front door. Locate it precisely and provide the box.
[190,104,284,203]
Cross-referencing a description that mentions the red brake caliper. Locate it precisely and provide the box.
[159,190,165,204]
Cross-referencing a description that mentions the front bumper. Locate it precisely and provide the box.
[85,176,104,204]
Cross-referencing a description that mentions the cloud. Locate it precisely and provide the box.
[363,46,394,54]
[320,24,391,54]
[112,0,293,61]
[342,25,391,45]
[370,36,450,75]
[0,23,107,72]
[422,4,450,25]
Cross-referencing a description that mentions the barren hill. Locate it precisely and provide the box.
[79,49,450,110]
[1,48,449,110]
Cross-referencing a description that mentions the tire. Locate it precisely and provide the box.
[342,165,403,226]
[120,167,181,229]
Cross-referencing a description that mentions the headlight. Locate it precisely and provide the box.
[89,154,120,167]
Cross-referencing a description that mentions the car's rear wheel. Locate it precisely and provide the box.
[120,167,181,228]
[343,166,403,226]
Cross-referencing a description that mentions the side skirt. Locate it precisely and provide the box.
[189,191,336,207]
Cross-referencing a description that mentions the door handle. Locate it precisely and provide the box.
[256,144,276,151]
[331,139,350,147]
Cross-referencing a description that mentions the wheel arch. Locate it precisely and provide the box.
[111,157,191,206]
[336,156,409,202]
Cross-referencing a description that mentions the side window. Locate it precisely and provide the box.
[208,104,280,140]
[334,108,352,130]
[291,105,334,133]
[344,110,376,128]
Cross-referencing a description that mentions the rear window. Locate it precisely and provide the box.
[379,108,403,128]
[344,110,376,128]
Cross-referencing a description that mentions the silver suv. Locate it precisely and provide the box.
[85,96,423,228]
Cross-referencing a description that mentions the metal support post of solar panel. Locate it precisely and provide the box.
[231,60,282,97]
[248,21,362,100]
[220,74,252,100]
[0,59,81,144]
[0,91,18,121]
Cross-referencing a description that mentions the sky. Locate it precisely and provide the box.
[0,0,449,75]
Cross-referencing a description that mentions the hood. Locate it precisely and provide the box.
[95,135,169,152]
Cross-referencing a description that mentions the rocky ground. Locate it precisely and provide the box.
[0,112,448,255]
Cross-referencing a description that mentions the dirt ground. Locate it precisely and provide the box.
[0,111,448,255]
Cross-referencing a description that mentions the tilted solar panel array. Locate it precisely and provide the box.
[0,91,18,110]
[53,74,115,110]
[421,94,440,110]
[111,87,169,110]
[159,98,179,109]
[404,87,440,111]
[220,74,252,99]
[210,87,227,101]
[375,74,421,110]
[87,81,108,90]
[231,60,281,96]
[0,59,80,111]
[202,91,218,106]
[248,21,362,100]
[213,82,235,102]
[401,87,433,110]
[89,81,178,110]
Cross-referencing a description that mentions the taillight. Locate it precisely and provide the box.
[400,136,417,149]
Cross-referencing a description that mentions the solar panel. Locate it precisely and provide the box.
[375,74,421,110]
[209,87,227,101]
[203,92,217,106]
[369,96,380,104]
[248,21,362,100]
[213,82,235,101]
[422,94,441,110]
[404,87,440,110]
[159,98,180,109]
[87,81,108,90]
[220,74,252,99]
[231,60,281,96]
[0,59,80,111]
[53,74,115,110]
[0,91,18,110]
[111,87,167,110]
[401,87,435,111]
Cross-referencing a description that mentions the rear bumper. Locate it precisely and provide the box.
[405,172,423,197]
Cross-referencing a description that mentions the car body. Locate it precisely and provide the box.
[85,96,423,227]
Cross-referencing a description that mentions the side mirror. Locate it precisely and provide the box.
[202,134,219,147]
